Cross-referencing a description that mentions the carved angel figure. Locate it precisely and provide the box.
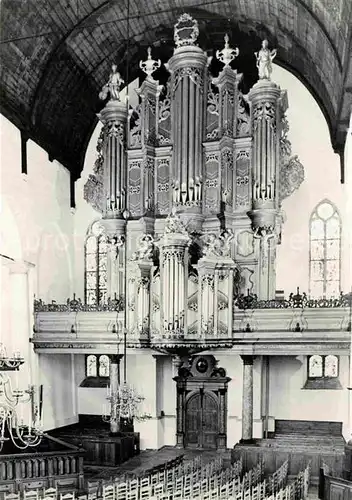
[99,64,124,101]
[218,229,233,257]
[164,207,188,235]
[131,234,154,261]
[201,233,219,258]
[255,40,277,80]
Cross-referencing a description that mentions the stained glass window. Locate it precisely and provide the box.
[309,201,341,298]
[324,355,338,377]
[98,355,110,377]
[86,355,97,377]
[85,224,108,305]
[85,355,110,378]
[308,355,323,378]
[308,355,338,379]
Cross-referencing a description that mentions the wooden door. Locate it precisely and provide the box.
[185,392,218,449]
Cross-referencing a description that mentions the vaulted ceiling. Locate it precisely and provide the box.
[1,0,351,182]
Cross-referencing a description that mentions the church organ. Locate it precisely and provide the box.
[84,13,304,342]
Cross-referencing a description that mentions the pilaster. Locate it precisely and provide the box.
[108,354,124,434]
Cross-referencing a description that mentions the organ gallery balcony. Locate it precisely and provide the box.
[31,291,351,354]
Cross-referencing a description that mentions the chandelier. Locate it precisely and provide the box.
[103,382,151,423]
[0,343,43,452]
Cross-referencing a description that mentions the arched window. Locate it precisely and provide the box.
[308,355,323,378]
[309,200,341,298]
[85,223,108,305]
[308,355,338,379]
[86,355,97,377]
[85,354,110,378]
[98,355,110,377]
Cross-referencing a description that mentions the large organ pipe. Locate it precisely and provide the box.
[175,258,179,323]
[168,26,207,208]
[261,118,266,193]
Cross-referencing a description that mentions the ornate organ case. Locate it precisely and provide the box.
[84,14,304,342]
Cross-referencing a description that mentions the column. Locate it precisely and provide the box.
[109,354,123,434]
[261,355,270,438]
[176,387,186,448]
[241,355,254,442]
[172,356,185,448]
[218,388,227,449]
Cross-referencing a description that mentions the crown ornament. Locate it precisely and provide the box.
[139,47,161,79]
[216,34,239,67]
[174,13,199,48]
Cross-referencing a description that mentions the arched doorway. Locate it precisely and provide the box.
[174,355,230,450]
[185,390,219,449]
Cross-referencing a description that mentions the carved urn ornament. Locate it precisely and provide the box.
[139,47,161,80]
[216,34,239,67]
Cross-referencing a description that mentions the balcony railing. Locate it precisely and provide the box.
[32,290,351,352]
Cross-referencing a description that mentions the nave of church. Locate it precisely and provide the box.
[1,2,352,500]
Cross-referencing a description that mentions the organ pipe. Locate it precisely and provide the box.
[168,36,207,208]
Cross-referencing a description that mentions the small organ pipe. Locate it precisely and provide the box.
[189,81,195,182]
[209,280,213,330]
[166,256,170,326]
[176,258,180,321]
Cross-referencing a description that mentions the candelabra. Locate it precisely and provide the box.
[103,382,151,423]
[0,343,43,452]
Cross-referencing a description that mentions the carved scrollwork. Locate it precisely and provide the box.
[159,95,171,123]
[93,126,106,175]
[163,208,189,236]
[129,104,142,148]
[106,121,125,142]
[33,295,124,312]
[173,67,204,94]
[201,230,233,258]
[253,102,276,132]
[237,95,250,136]
[207,84,219,115]
[162,249,184,263]
[221,149,233,171]
[174,13,199,48]
[201,274,215,290]
[279,155,305,201]
[205,153,219,163]
[280,114,292,159]
[84,175,104,213]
